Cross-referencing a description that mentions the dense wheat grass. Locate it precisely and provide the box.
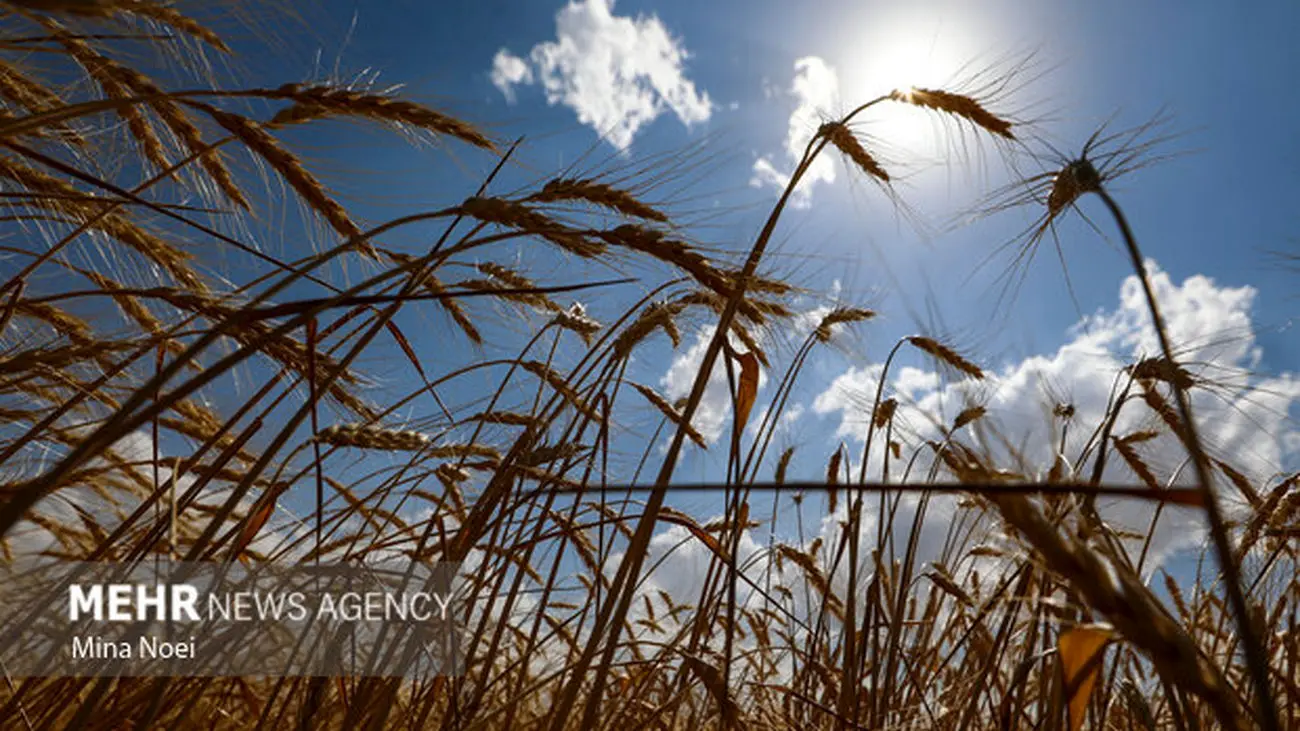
[0,5,1292,731]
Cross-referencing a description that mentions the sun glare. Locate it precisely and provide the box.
[837,7,996,165]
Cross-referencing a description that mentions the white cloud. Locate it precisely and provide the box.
[751,57,840,208]
[490,49,533,104]
[661,326,769,445]
[813,262,1300,566]
[488,0,712,150]
[894,366,940,398]
[625,266,1297,657]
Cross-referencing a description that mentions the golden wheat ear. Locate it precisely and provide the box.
[814,306,875,343]
[265,84,494,151]
[316,423,429,451]
[891,87,1015,140]
[819,121,890,182]
[906,336,985,379]
[526,178,667,222]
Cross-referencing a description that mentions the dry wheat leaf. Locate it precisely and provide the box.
[1059,623,1113,731]
[680,652,741,725]
[231,484,288,564]
[734,350,760,432]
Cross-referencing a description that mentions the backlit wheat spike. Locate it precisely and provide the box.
[1236,482,1288,562]
[951,405,986,431]
[268,84,494,150]
[457,277,561,313]
[0,61,83,143]
[159,292,372,416]
[518,360,597,421]
[78,270,167,340]
[386,250,481,342]
[460,196,604,257]
[121,1,230,52]
[632,382,707,449]
[426,443,501,461]
[906,336,984,379]
[873,398,897,429]
[814,306,875,343]
[317,423,429,451]
[50,25,246,210]
[1116,430,1160,446]
[1112,437,1160,490]
[551,302,601,344]
[928,567,974,608]
[775,446,795,484]
[738,273,796,296]
[745,297,793,320]
[201,105,372,253]
[1216,459,1260,507]
[1268,484,1300,532]
[727,321,769,368]
[1129,356,1195,390]
[15,299,94,345]
[1122,679,1159,730]
[40,18,170,170]
[0,155,203,289]
[1138,383,1186,443]
[891,87,1015,140]
[468,411,536,427]
[435,463,470,484]
[672,288,779,331]
[612,300,686,358]
[990,493,1246,728]
[819,121,890,182]
[1163,571,1190,620]
[784,544,845,620]
[519,442,589,468]
[600,225,728,294]
[1048,158,1103,216]
[825,448,842,513]
[528,178,667,222]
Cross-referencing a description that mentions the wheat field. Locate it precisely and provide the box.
[0,3,1296,730]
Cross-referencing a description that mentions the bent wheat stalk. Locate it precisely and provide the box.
[1086,176,1279,729]
[553,87,1015,730]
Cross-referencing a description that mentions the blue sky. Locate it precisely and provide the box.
[204,0,1300,569]
[283,0,1300,348]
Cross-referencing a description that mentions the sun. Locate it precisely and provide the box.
[835,6,999,162]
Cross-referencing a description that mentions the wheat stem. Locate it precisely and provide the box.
[1095,186,1278,730]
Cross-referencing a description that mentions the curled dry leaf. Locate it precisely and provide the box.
[734,350,760,433]
[1059,623,1113,731]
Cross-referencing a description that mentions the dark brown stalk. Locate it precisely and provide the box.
[547,95,890,731]
[306,317,324,563]
[1095,186,1278,730]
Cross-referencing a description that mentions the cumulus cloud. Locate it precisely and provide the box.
[660,326,772,445]
[490,49,533,103]
[813,262,1300,566]
[488,0,712,150]
[751,57,840,208]
[624,264,1297,653]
